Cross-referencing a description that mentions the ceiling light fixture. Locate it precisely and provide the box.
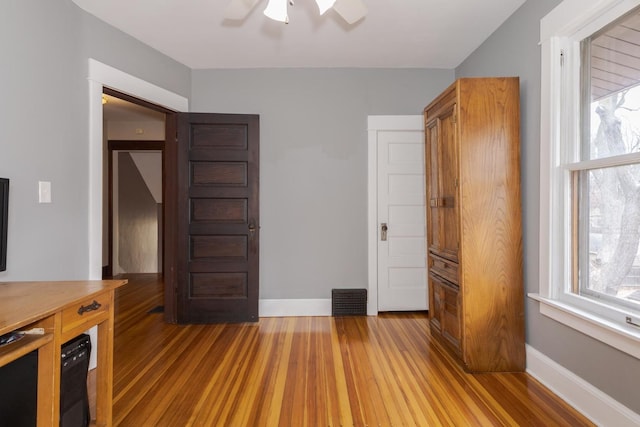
[224,0,366,25]
[263,0,290,24]
[315,0,336,15]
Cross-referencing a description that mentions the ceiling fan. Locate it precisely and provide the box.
[224,0,367,25]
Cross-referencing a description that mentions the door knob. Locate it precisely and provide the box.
[248,221,257,254]
[381,223,388,241]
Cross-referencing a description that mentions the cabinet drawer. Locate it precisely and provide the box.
[62,294,109,333]
[428,247,459,265]
[429,254,458,285]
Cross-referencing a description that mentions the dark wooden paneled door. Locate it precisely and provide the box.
[176,113,259,323]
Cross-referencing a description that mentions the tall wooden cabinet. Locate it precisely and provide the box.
[424,77,525,372]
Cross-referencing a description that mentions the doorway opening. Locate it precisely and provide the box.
[101,88,177,322]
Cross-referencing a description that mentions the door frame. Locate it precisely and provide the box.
[88,59,188,323]
[367,115,424,316]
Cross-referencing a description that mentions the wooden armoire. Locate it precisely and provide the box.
[424,77,525,372]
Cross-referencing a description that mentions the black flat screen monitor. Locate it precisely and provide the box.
[0,178,8,272]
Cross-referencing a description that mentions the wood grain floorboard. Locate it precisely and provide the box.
[102,274,594,427]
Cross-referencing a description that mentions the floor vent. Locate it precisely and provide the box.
[332,289,367,316]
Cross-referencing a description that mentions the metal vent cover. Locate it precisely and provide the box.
[332,289,367,316]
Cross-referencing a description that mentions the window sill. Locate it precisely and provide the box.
[528,293,640,360]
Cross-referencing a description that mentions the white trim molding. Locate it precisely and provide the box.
[86,60,188,370]
[529,294,640,359]
[259,299,332,317]
[86,59,188,280]
[537,0,640,360]
[88,59,188,112]
[526,345,640,426]
[367,115,425,316]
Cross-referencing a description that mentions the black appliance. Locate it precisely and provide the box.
[0,348,37,427]
[60,333,91,427]
[0,333,91,427]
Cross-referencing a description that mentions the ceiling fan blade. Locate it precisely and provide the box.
[332,0,367,24]
[224,0,262,20]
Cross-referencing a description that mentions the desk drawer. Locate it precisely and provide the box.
[62,294,109,333]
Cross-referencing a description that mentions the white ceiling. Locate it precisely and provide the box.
[72,0,526,69]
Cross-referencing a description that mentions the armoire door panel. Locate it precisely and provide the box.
[425,119,441,256]
[425,103,459,263]
[441,283,461,350]
[428,273,461,354]
[437,105,459,262]
[430,280,443,332]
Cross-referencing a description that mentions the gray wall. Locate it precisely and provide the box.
[456,0,640,413]
[79,8,191,101]
[191,69,453,299]
[117,153,159,274]
[0,0,189,281]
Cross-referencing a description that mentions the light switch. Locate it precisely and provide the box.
[38,181,51,203]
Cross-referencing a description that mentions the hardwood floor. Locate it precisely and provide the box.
[106,274,594,426]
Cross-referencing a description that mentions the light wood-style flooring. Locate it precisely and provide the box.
[107,274,594,426]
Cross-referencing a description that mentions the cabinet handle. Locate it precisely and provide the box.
[381,223,388,241]
[78,300,101,315]
[430,198,455,208]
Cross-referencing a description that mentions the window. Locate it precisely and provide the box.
[536,0,640,359]
[574,8,640,314]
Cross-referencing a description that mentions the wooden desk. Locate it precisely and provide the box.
[0,280,127,426]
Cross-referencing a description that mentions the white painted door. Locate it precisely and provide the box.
[371,117,427,312]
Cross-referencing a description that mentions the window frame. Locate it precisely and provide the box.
[535,0,640,360]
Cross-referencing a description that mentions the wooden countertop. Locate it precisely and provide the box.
[0,280,127,336]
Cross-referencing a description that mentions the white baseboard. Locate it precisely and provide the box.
[526,345,640,427]
[259,299,332,317]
